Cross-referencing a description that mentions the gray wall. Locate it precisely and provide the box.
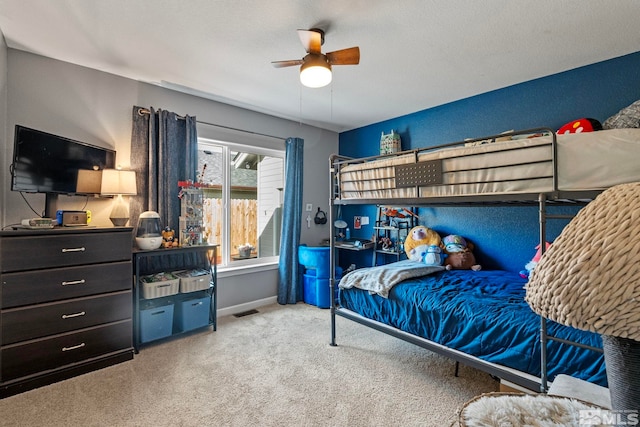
[0,35,7,212]
[0,48,337,313]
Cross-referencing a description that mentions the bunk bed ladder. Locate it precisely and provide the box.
[538,194,550,392]
[537,194,603,393]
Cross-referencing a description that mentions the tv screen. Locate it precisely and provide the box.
[11,125,116,195]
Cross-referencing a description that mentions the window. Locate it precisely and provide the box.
[198,138,284,268]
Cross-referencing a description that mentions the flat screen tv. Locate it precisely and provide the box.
[10,125,116,217]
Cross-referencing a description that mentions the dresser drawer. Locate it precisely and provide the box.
[0,231,132,273]
[1,320,132,382]
[2,291,132,345]
[2,261,132,308]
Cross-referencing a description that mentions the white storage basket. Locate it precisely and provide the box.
[140,273,180,299]
[175,269,212,293]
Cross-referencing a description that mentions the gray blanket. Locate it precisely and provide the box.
[338,260,445,298]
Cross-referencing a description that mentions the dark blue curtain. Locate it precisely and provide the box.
[278,137,304,304]
[130,106,198,232]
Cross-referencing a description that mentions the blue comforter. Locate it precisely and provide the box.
[338,269,606,386]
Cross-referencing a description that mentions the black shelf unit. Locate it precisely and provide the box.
[372,206,416,266]
[132,244,218,352]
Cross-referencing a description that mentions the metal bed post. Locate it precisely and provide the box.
[329,155,338,347]
[539,132,557,392]
[538,193,549,392]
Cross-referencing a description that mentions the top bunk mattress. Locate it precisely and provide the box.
[337,128,640,200]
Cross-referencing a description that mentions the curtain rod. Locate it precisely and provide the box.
[137,107,287,141]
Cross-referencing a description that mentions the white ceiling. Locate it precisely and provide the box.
[1,1,640,133]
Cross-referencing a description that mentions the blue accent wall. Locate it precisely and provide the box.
[338,51,640,273]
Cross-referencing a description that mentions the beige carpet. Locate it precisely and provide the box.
[0,303,498,426]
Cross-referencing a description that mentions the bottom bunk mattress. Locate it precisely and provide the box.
[338,268,606,386]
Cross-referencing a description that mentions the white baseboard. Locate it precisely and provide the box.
[217,296,278,318]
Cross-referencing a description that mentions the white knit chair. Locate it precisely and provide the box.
[526,182,640,417]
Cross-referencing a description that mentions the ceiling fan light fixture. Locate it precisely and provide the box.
[300,55,332,88]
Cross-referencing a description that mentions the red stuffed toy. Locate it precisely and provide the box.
[557,118,602,135]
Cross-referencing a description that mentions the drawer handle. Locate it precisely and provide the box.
[62,311,86,319]
[62,279,86,286]
[62,343,86,352]
[192,302,203,307]
[61,247,86,253]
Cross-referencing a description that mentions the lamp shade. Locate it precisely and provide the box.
[100,169,137,196]
[76,169,103,194]
[300,54,332,88]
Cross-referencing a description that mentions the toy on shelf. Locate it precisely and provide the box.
[378,236,394,251]
[178,180,204,246]
[162,226,179,248]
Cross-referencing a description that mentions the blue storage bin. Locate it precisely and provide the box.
[303,268,342,309]
[140,303,174,343]
[174,296,211,332]
[305,265,343,279]
[298,245,332,278]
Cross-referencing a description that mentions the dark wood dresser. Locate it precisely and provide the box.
[0,227,134,398]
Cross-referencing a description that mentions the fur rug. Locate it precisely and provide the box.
[458,392,602,427]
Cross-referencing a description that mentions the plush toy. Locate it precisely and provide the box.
[162,226,178,248]
[442,235,481,271]
[519,242,552,278]
[557,118,602,135]
[404,225,442,262]
[423,244,444,266]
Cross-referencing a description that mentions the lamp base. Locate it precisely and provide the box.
[602,335,640,421]
[110,217,129,227]
[109,194,130,227]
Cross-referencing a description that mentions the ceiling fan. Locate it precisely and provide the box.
[272,28,360,88]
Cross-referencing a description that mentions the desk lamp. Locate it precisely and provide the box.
[101,168,137,226]
[526,182,640,416]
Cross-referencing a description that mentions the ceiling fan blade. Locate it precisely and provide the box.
[297,29,323,53]
[271,59,304,68]
[326,46,360,65]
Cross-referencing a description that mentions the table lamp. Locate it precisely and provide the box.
[101,168,137,226]
[526,182,640,416]
[76,169,103,194]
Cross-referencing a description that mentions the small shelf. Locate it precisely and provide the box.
[372,206,416,266]
[375,248,403,255]
[373,226,401,231]
[132,244,218,352]
[334,239,374,251]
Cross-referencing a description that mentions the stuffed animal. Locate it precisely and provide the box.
[162,226,179,248]
[557,118,602,135]
[519,242,552,278]
[442,235,481,271]
[423,244,444,266]
[404,225,442,262]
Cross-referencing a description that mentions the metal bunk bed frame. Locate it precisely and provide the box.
[328,127,604,392]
